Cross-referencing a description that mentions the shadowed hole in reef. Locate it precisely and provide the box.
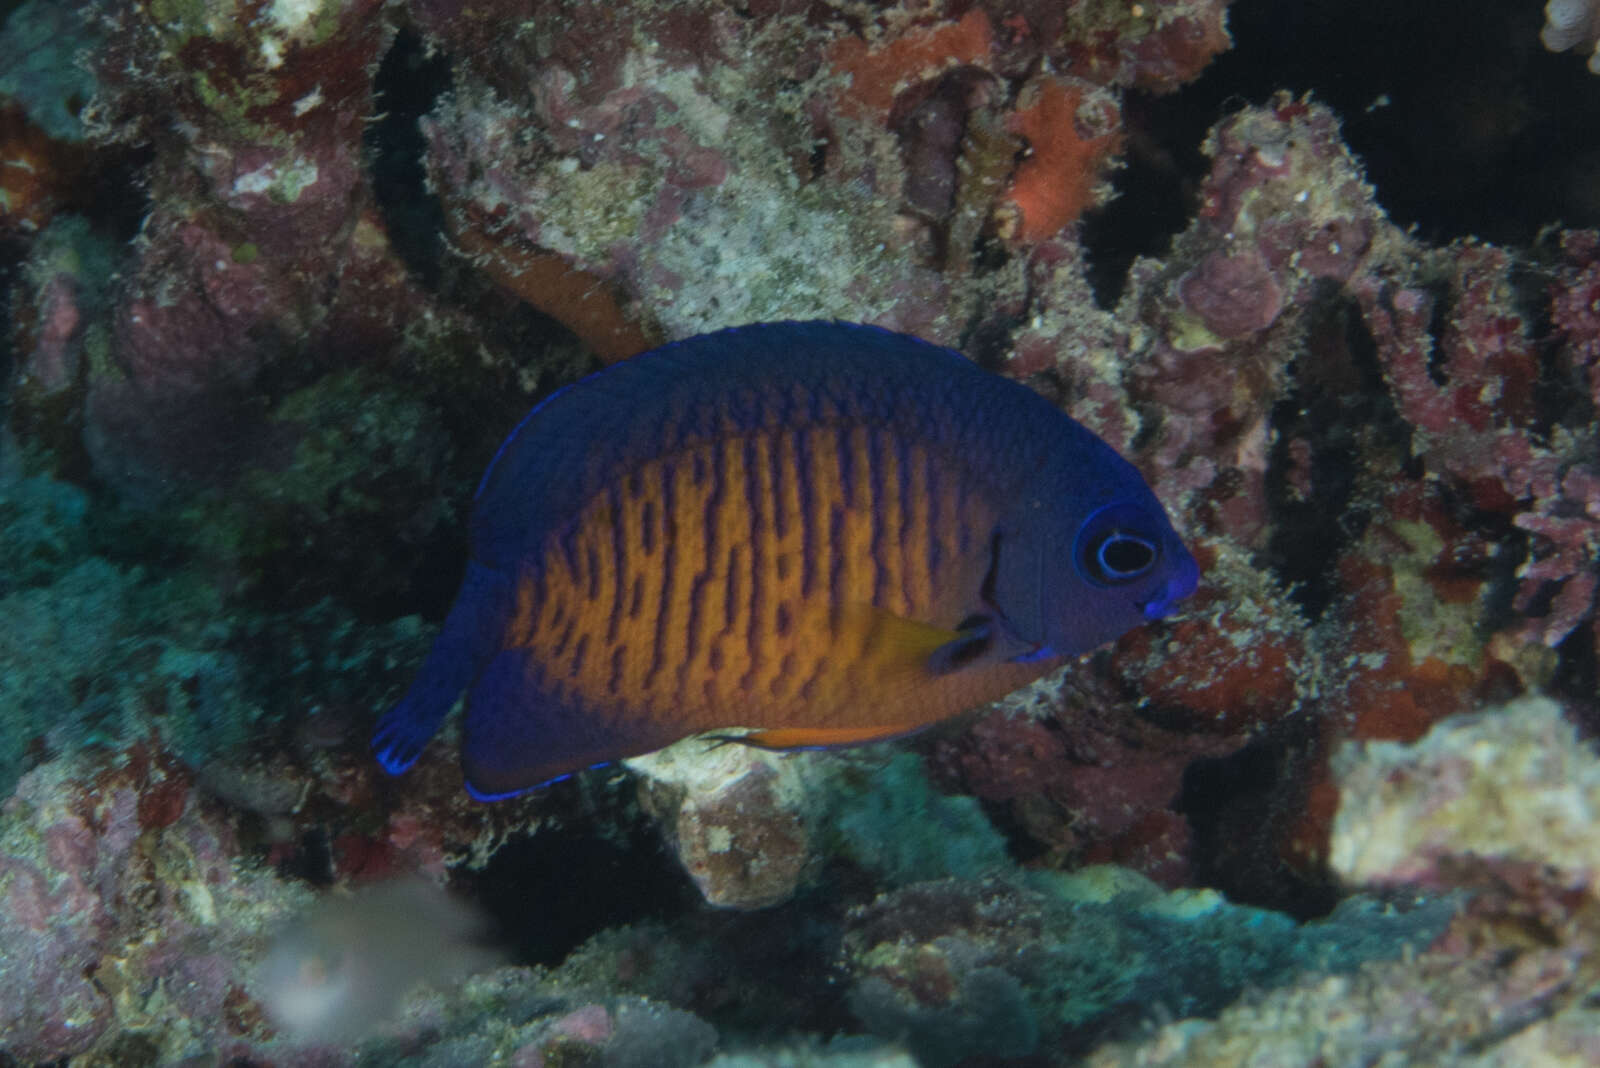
[1261,293,1413,622]
[466,804,702,967]
[364,23,591,376]
[455,780,858,1037]
[365,27,452,290]
[1179,716,1339,921]
[363,27,603,624]
[1078,91,1201,309]
[1558,622,1599,732]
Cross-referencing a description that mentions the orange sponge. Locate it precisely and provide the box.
[828,10,994,121]
[451,217,658,364]
[1002,77,1119,244]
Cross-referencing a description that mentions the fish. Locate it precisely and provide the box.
[372,320,1198,800]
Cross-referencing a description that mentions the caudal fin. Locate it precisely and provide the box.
[372,562,513,775]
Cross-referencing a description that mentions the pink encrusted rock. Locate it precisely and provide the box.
[0,750,305,1063]
[930,663,1247,886]
[1120,94,1391,550]
[1330,697,1600,887]
[1550,230,1600,404]
[84,218,282,498]
[71,0,427,500]
[508,1044,547,1068]
[1348,242,1598,651]
[1177,249,1284,341]
[20,271,83,396]
[552,1004,614,1044]
[0,851,111,1060]
[627,744,814,909]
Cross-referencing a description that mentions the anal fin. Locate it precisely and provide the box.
[710,724,925,751]
[463,648,679,801]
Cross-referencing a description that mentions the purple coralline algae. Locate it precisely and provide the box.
[1,0,1599,1063]
[77,0,407,499]
[0,749,280,1062]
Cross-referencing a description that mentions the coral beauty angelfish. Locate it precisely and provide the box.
[373,321,1199,800]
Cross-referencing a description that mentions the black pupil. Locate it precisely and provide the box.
[1099,534,1154,576]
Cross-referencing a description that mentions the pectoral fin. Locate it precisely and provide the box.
[927,615,996,675]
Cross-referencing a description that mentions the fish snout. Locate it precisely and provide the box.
[1138,549,1200,621]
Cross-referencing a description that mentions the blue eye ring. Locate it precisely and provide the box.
[1074,502,1162,586]
[1097,532,1157,579]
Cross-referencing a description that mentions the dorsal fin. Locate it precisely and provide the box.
[468,321,1047,570]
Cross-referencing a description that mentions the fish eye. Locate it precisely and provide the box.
[1096,532,1157,579]
[1074,503,1163,586]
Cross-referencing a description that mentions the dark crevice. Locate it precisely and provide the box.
[1261,295,1407,622]
[1081,0,1600,305]
[1204,0,1600,245]
[365,27,453,291]
[82,144,155,245]
[467,802,702,967]
[1078,93,1206,308]
[1556,620,1599,728]
[1179,717,1340,921]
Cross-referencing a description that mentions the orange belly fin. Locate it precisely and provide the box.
[711,723,927,751]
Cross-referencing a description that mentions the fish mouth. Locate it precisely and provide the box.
[1137,551,1201,621]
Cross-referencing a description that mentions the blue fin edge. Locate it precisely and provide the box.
[371,561,514,777]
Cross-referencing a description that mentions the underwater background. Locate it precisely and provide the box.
[1,0,1598,1064]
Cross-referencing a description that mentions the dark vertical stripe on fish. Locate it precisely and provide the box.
[867,426,888,607]
[607,484,626,644]
[704,430,725,615]
[894,434,913,560]
[837,422,855,509]
[559,525,580,580]
[646,461,677,692]
[769,427,788,539]
[682,559,708,698]
[741,435,766,695]
[795,426,818,598]
[924,449,942,580]
[725,543,742,639]
[608,644,625,696]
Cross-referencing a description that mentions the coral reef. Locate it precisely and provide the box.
[841,868,1454,1066]
[2,0,1599,1063]
[1330,696,1600,886]
[0,749,288,1062]
[627,743,1013,908]
[628,744,816,910]
[1084,695,1600,1066]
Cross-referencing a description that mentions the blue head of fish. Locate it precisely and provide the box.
[989,461,1199,659]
